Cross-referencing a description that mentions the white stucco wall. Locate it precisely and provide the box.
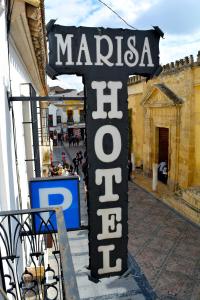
[10,41,37,210]
[62,110,67,123]
[56,107,67,123]
[73,109,80,123]
[0,6,39,211]
[0,4,17,211]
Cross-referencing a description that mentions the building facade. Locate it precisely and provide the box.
[0,0,48,212]
[128,52,200,224]
[48,86,85,141]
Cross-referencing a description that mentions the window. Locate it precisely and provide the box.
[80,110,85,122]
[57,115,61,124]
[48,114,53,127]
[67,110,74,123]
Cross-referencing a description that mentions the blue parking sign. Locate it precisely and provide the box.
[29,176,80,232]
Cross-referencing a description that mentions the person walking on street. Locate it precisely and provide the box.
[82,156,88,202]
[61,152,66,165]
[78,151,83,165]
[73,154,79,174]
[60,134,64,146]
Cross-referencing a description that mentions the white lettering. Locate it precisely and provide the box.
[94,125,121,163]
[54,33,156,68]
[124,36,139,67]
[115,36,123,66]
[91,81,123,119]
[76,34,92,65]
[97,207,122,240]
[98,245,122,274]
[55,33,74,66]
[139,37,154,67]
[94,35,114,67]
[96,168,122,202]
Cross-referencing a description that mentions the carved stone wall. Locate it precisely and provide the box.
[128,52,200,190]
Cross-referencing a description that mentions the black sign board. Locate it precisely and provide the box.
[47,21,163,279]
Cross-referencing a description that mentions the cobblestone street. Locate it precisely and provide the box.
[53,143,200,300]
[128,184,200,299]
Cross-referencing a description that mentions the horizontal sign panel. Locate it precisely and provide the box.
[47,22,163,78]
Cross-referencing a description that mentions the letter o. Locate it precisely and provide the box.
[94,125,121,162]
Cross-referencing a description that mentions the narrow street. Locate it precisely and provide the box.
[52,141,88,227]
[52,142,200,299]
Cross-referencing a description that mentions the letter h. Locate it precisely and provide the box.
[91,81,123,119]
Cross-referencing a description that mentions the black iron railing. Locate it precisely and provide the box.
[0,207,80,300]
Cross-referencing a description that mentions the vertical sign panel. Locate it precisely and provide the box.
[46,23,163,278]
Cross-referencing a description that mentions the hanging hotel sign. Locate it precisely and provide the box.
[46,21,163,279]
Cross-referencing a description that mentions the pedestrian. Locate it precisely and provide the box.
[61,152,66,165]
[63,162,69,170]
[58,165,64,176]
[51,166,59,176]
[158,161,168,183]
[78,151,83,165]
[63,164,69,176]
[60,134,64,145]
[68,164,74,175]
[53,130,57,146]
[73,154,79,174]
[69,136,73,147]
[72,136,77,147]
[76,136,80,146]
[82,157,88,201]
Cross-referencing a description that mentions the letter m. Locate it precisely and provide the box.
[55,33,74,66]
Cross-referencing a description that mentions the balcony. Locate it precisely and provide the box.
[0,208,80,300]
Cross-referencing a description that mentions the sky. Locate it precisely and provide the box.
[45,0,200,92]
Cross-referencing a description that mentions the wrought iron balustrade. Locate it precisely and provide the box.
[0,207,80,300]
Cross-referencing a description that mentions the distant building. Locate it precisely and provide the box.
[48,86,85,141]
[128,52,200,224]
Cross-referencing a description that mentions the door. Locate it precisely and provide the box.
[158,127,169,184]
[158,127,169,163]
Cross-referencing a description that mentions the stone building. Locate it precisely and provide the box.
[128,52,200,224]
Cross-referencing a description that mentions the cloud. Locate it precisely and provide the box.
[45,0,99,26]
[47,74,84,92]
[159,30,200,64]
[45,0,200,90]
[45,0,157,28]
[135,0,200,34]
